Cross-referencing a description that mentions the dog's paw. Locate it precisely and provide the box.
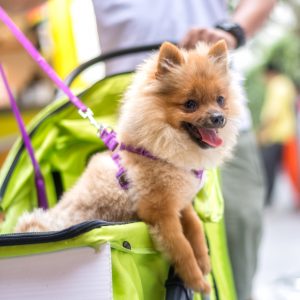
[197,254,211,275]
[187,275,211,294]
[177,264,211,294]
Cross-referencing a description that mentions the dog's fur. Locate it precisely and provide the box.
[15,41,242,293]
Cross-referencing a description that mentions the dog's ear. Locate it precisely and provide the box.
[156,42,184,77]
[208,40,228,71]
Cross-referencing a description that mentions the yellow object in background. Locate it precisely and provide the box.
[47,0,102,89]
[259,74,297,145]
[48,0,78,79]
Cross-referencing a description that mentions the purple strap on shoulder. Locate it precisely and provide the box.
[0,65,48,209]
[111,143,158,190]
[111,153,130,190]
[0,6,87,112]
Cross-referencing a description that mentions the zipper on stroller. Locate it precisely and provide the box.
[0,220,131,246]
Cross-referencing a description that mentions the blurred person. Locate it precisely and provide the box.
[0,1,276,299]
[258,63,297,206]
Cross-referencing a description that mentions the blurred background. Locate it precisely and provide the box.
[0,0,300,299]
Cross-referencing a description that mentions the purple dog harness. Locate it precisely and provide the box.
[101,128,204,190]
[0,6,204,195]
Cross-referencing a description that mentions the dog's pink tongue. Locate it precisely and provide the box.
[198,128,223,147]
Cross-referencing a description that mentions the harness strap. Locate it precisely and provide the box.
[111,153,130,190]
[120,143,158,160]
[192,169,204,180]
[0,65,48,209]
[113,142,204,190]
[112,143,159,190]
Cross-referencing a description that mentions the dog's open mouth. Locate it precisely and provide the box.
[182,122,223,149]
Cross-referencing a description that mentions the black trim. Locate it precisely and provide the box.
[165,266,193,300]
[52,171,64,200]
[0,220,129,246]
[63,43,170,88]
[211,270,220,300]
[205,231,220,300]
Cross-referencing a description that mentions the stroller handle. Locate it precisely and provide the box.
[63,42,177,88]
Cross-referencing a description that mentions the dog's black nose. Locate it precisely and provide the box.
[210,113,225,128]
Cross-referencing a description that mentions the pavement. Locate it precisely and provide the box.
[253,172,300,300]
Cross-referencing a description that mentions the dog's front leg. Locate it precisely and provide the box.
[137,202,210,293]
[181,204,211,275]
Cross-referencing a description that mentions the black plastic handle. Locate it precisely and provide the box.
[165,267,194,300]
[64,43,172,87]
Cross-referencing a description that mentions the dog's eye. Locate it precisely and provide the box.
[184,99,198,112]
[217,96,225,107]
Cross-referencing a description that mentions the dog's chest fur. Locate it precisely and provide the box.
[124,152,203,209]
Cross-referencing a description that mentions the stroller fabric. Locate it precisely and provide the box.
[0,73,236,300]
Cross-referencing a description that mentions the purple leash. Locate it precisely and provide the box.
[0,65,48,209]
[0,6,107,139]
[0,7,92,206]
[0,7,120,187]
[0,6,87,113]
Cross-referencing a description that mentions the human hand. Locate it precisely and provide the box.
[180,27,237,50]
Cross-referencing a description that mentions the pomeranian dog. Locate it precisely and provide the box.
[15,40,242,293]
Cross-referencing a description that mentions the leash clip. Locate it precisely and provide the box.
[78,108,118,151]
[78,108,103,133]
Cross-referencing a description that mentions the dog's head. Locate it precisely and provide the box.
[118,41,243,169]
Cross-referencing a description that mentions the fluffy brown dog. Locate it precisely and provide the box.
[15,40,242,293]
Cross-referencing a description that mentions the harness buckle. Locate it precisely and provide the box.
[100,128,119,151]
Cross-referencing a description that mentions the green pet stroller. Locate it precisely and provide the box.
[0,8,236,300]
